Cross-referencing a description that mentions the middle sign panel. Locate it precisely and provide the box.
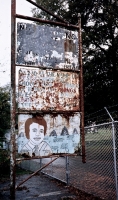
[18,68,79,111]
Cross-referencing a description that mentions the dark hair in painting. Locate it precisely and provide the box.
[25,116,47,139]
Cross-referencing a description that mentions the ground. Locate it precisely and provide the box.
[0,167,102,200]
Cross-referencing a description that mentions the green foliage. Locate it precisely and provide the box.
[0,85,10,137]
[0,149,10,177]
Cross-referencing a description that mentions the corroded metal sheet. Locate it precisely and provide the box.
[17,113,80,156]
[18,68,79,111]
[17,23,79,70]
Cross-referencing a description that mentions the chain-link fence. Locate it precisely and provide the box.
[19,121,118,200]
[69,122,117,200]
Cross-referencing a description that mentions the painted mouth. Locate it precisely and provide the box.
[33,138,41,140]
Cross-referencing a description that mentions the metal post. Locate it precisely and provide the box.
[40,158,42,175]
[40,158,42,168]
[104,107,118,200]
[51,157,53,176]
[66,156,69,185]
[10,0,16,199]
[78,13,86,163]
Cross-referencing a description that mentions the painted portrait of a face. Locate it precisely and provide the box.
[29,122,44,145]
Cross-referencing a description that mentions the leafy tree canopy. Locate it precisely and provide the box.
[32,0,67,20]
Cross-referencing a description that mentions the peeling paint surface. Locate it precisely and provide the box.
[17,23,79,70]
[17,113,80,156]
[18,68,79,111]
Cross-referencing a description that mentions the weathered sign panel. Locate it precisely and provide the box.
[18,68,79,111]
[17,113,80,156]
[17,23,79,70]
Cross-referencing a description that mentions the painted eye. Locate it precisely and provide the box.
[32,128,37,132]
[40,129,44,133]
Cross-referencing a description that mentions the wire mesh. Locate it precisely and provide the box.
[69,122,116,200]
[41,157,67,183]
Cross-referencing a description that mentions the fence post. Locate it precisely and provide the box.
[104,107,118,200]
[51,157,53,176]
[66,156,69,185]
[40,158,42,168]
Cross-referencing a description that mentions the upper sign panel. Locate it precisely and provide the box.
[17,23,79,70]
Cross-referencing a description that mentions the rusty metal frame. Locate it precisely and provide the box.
[16,153,77,162]
[11,0,16,199]
[78,14,86,163]
[11,0,85,198]
[15,155,60,190]
[16,14,78,30]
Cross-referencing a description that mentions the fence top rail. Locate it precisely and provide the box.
[84,121,118,129]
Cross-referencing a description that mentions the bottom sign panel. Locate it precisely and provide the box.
[17,113,80,157]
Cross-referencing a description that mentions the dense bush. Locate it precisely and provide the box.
[0,149,10,177]
[0,86,10,137]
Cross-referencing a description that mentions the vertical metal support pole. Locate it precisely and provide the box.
[112,121,118,200]
[66,156,69,185]
[104,107,118,200]
[51,157,53,176]
[40,158,42,169]
[78,13,86,163]
[39,158,42,175]
[10,0,16,199]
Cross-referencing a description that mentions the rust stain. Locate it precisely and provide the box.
[18,68,80,112]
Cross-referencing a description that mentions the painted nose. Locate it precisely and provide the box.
[36,131,40,136]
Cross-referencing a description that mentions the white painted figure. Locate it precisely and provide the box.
[21,115,52,157]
